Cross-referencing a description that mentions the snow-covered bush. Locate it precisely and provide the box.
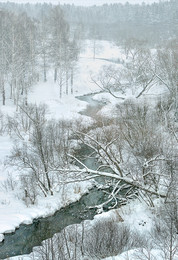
[83,219,146,259]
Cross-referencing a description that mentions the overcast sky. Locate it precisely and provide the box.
[0,0,169,5]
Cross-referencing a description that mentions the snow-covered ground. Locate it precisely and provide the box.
[103,249,167,260]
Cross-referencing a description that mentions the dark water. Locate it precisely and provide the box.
[0,188,111,259]
[76,93,105,118]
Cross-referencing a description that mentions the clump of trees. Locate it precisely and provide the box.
[41,6,79,97]
[7,104,75,203]
[0,5,80,107]
[0,10,37,108]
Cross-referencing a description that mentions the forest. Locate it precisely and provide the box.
[0,1,177,259]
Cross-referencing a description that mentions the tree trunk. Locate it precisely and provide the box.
[66,70,68,95]
[2,84,5,106]
[60,70,62,99]
[0,75,5,105]
[71,67,73,94]
[43,52,47,82]
[54,68,57,82]
[10,82,13,99]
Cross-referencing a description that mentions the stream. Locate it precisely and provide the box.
[0,188,111,259]
[0,92,109,259]
[76,92,105,118]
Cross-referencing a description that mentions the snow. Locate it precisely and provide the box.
[81,40,124,61]
[0,233,4,242]
[103,249,178,260]
[28,79,88,121]
[103,248,167,260]
[9,248,177,260]
[119,199,153,235]
[92,199,154,236]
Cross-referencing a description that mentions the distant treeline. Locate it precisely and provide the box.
[0,0,178,45]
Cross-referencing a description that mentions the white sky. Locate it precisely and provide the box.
[0,0,168,6]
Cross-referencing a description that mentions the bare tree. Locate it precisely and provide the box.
[155,40,178,99]
[8,104,72,199]
[91,50,156,100]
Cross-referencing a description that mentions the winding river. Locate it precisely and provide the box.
[0,93,110,259]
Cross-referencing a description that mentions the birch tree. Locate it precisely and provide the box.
[49,6,69,95]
